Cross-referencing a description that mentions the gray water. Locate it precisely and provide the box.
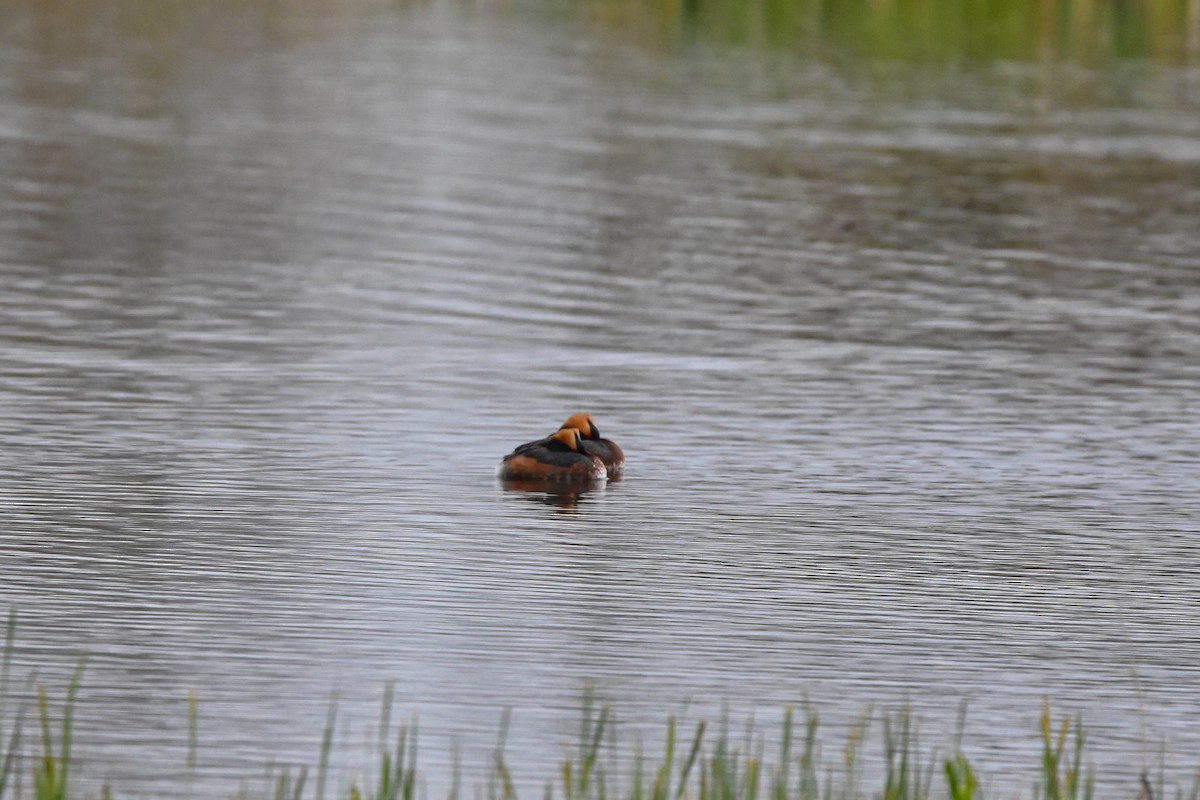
[2,2,1199,797]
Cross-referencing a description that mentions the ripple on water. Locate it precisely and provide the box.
[2,2,1200,798]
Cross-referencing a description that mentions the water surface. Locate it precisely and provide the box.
[1,1,1199,796]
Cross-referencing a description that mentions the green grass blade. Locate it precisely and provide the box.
[448,739,462,800]
[379,683,395,756]
[944,754,977,800]
[492,710,518,800]
[57,659,85,800]
[0,609,20,800]
[0,611,14,725]
[316,699,337,800]
[652,717,676,800]
[0,709,22,800]
[675,721,706,800]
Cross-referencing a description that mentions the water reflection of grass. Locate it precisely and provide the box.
[3,614,1197,800]
[566,0,1199,64]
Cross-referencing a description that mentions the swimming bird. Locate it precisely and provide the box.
[559,413,625,474]
[498,427,608,482]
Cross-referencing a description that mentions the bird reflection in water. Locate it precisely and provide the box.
[499,476,614,511]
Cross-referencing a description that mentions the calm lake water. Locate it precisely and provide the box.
[2,1,1199,797]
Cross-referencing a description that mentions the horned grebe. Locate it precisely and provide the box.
[498,427,607,482]
[559,413,625,474]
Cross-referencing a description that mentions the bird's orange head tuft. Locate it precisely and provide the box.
[550,427,585,452]
[560,413,599,440]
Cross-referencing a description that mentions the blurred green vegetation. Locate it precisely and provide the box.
[5,0,1197,66]
[563,0,1200,64]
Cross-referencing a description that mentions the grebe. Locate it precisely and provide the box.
[498,427,607,482]
[560,413,624,474]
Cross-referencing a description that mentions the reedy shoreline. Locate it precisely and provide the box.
[2,613,1195,800]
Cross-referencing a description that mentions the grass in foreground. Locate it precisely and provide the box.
[2,612,1197,800]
